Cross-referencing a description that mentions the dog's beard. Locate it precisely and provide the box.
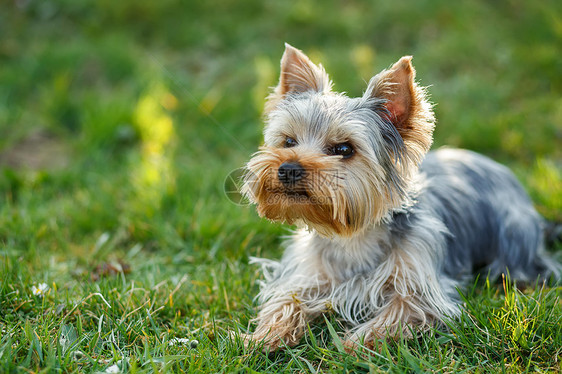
[243,147,407,237]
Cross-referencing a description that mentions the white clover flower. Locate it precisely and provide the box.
[168,338,192,346]
[31,283,49,298]
[102,358,128,373]
[72,350,85,361]
[105,364,120,374]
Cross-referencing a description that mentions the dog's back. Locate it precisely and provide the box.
[419,148,560,282]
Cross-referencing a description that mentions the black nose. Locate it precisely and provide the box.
[278,162,305,186]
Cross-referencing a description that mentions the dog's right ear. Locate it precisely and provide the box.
[265,43,332,113]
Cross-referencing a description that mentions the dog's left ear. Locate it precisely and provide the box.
[265,43,332,113]
[366,56,416,128]
[365,56,435,156]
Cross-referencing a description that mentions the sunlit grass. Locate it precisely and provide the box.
[131,84,177,216]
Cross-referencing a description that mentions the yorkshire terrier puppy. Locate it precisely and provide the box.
[240,43,560,351]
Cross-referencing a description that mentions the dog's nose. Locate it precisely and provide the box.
[278,162,305,185]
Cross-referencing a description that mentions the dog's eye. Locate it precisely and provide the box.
[330,143,354,158]
[284,137,297,148]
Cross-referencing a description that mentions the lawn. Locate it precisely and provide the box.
[1,0,561,372]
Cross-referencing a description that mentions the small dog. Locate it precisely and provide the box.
[240,43,560,351]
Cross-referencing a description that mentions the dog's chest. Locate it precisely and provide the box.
[311,227,391,283]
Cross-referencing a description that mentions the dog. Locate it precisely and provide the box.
[239,43,560,351]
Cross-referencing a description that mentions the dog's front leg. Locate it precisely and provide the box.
[242,268,329,351]
[342,247,459,351]
[246,293,314,351]
[343,292,433,352]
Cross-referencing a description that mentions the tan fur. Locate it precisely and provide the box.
[244,146,377,237]
[244,144,416,237]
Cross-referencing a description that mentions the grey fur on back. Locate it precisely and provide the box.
[411,148,559,282]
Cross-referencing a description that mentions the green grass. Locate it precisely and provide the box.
[1,0,561,372]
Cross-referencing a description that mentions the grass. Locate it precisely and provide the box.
[1,0,561,372]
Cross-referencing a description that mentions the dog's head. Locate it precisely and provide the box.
[243,44,434,237]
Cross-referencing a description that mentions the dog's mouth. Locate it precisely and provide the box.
[282,188,309,198]
[263,185,311,203]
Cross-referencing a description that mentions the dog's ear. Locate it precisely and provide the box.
[265,43,332,113]
[366,56,416,128]
[365,56,435,156]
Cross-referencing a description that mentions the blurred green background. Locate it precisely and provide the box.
[1,1,561,371]
[2,0,562,269]
[1,0,561,274]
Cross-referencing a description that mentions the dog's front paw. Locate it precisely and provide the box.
[233,328,300,352]
[236,301,308,351]
[342,337,367,356]
[342,329,385,357]
[342,315,417,356]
